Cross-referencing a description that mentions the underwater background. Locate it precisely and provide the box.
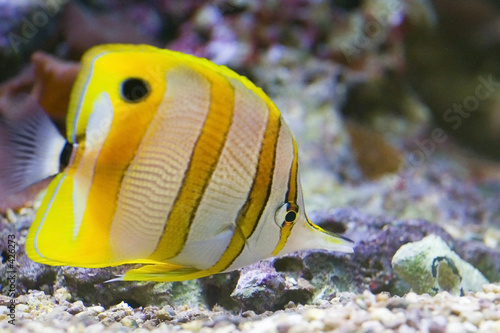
[1,0,500,331]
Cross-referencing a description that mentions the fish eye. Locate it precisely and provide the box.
[284,210,297,223]
[120,78,151,103]
[274,202,299,227]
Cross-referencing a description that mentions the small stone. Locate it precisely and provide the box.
[482,284,500,294]
[315,299,330,308]
[361,319,385,332]
[45,305,72,321]
[462,321,478,333]
[100,317,116,327]
[211,314,241,328]
[110,310,127,321]
[483,227,500,249]
[450,301,480,316]
[376,292,390,303]
[241,310,257,318]
[398,324,418,333]
[120,315,139,328]
[446,321,468,333]
[23,321,47,332]
[479,320,500,332]
[16,304,30,313]
[67,301,86,315]
[428,315,447,333]
[289,320,324,333]
[156,306,175,321]
[54,288,72,303]
[142,319,159,329]
[5,209,16,223]
[362,289,377,307]
[0,306,7,317]
[85,306,105,316]
[482,304,500,321]
[370,307,404,329]
[111,301,133,316]
[354,297,368,310]
[181,319,203,331]
[302,308,325,321]
[386,297,408,310]
[97,313,108,321]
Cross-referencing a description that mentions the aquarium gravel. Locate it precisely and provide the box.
[1,284,500,332]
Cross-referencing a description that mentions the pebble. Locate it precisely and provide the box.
[445,321,465,333]
[181,319,203,331]
[301,308,325,321]
[479,320,500,332]
[67,301,86,315]
[428,315,447,332]
[483,284,500,294]
[5,209,16,223]
[1,284,500,332]
[75,306,105,318]
[156,307,175,321]
[120,316,139,328]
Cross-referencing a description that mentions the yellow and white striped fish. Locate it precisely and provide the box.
[0,44,353,282]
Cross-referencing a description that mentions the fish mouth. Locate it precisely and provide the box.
[323,230,355,253]
[324,230,354,244]
[306,217,355,253]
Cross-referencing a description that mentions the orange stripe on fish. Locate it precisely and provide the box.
[151,65,235,261]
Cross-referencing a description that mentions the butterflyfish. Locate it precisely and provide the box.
[0,44,354,282]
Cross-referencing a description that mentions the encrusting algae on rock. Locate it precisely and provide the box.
[392,234,489,295]
[0,44,353,282]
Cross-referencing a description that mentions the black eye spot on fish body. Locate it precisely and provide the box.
[59,141,73,171]
[120,78,151,103]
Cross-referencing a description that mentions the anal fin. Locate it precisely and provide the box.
[108,263,214,282]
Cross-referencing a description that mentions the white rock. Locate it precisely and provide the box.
[391,235,490,295]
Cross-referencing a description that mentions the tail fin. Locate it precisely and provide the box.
[0,95,66,203]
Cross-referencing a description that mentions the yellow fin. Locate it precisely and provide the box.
[26,172,120,267]
[26,173,76,266]
[114,264,207,282]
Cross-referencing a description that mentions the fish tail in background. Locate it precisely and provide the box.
[0,95,66,203]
